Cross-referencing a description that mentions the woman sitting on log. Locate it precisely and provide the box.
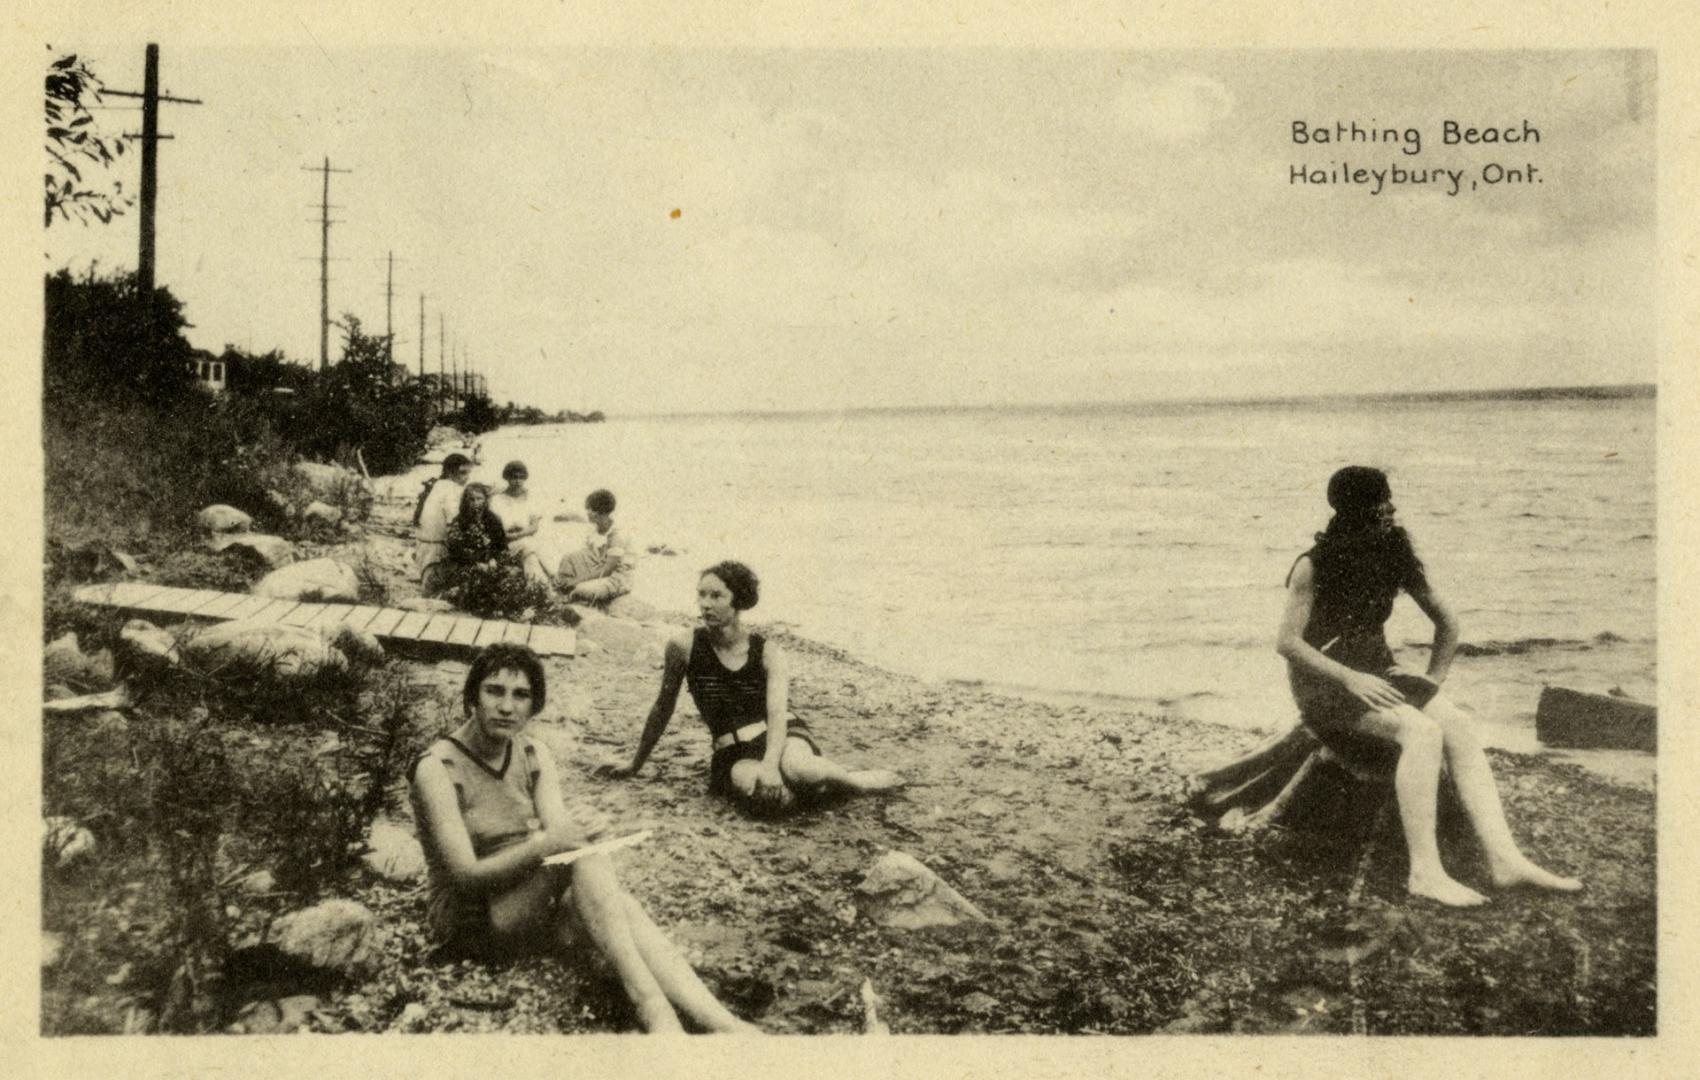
[409,642,758,1033]
[602,561,904,811]
[1262,465,1580,906]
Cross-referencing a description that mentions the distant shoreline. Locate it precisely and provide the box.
[620,382,1656,424]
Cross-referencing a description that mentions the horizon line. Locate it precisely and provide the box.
[607,381,1657,424]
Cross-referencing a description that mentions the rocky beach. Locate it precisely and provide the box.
[40,471,1657,1037]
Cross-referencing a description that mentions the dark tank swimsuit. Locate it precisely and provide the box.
[683,628,820,795]
[1286,548,1439,768]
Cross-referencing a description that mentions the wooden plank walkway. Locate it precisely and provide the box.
[71,582,574,659]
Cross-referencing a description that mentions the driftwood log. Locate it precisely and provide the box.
[1187,721,1465,839]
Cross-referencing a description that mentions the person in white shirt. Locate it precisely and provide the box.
[415,453,473,596]
[489,460,550,586]
[557,488,635,604]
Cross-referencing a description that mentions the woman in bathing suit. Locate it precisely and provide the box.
[605,561,904,811]
[1275,466,1581,907]
[409,642,758,1032]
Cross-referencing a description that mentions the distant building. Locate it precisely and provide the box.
[191,350,228,394]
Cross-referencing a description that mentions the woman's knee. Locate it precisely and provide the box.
[1371,705,1443,749]
[726,759,762,797]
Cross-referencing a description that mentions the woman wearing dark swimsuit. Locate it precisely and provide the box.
[605,561,903,810]
[1276,466,1581,907]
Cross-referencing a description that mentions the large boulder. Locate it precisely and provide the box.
[301,500,342,527]
[266,899,376,976]
[855,851,989,930]
[120,619,181,669]
[182,620,349,678]
[394,596,454,613]
[210,532,296,569]
[291,461,372,519]
[233,995,321,1035]
[360,818,426,882]
[604,594,657,622]
[197,504,253,533]
[44,816,97,870]
[253,558,360,602]
[44,632,112,687]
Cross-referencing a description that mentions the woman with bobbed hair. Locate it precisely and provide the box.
[489,460,550,585]
[1275,466,1581,906]
[604,560,903,810]
[409,642,758,1033]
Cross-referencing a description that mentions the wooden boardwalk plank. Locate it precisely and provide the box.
[339,606,383,632]
[304,603,354,631]
[445,617,482,647]
[416,613,457,644]
[191,592,250,618]
[391,611,432,640]
[153,588,224,615]
[221,595,287,622]
[364,609,408,637]
[471,620,507,647]
[278,602,327,627]
[502,622,533,646]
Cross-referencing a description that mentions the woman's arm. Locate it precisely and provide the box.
[410,756,555,895]
[611,632,690,776]
[1274,557,1405,710]
[1404,575,1462,685]
[752,641,792,804]
[528,739,609,847]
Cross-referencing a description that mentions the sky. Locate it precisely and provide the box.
[42,46,1655,416]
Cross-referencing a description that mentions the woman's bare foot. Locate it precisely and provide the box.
[1408,872,1489,907]
[1488,857,1583,893]
[847,769,906,794]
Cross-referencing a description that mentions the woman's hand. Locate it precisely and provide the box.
[593,760,637,780]
[1342,671,1406,710]
[752,762,792,807]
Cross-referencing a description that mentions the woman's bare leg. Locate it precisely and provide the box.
[1424,696,1582,892]
[618,894,761,1033]
[778,738,903,794]
[567,856,682,1032]
[1356,705,1487,907]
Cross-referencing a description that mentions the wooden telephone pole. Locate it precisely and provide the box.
[303,157,352,371]
[106,44,201,294]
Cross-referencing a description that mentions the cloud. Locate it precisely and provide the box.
[1114,73,1234,143]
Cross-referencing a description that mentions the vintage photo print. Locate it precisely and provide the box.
[10,3,1696,1077]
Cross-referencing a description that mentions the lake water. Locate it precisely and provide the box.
[452,396,1656,765]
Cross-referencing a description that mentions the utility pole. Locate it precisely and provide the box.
[106,44,201,295]
[438,313,447,417]
[418,294,426,381]
[302,156,352,372]
[384,251,395,362]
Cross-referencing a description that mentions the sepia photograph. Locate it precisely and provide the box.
[14,3,1693,1074]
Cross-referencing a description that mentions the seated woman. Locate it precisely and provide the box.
[408,642,758,1033]
[443,482,510,587]
[1275,465,1581,907]
[489,461,551,586]
[604,561,903,810]
[556,489,635,605]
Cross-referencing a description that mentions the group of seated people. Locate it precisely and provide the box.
[414,454,635,605]
[404,465,1585,1034]
[409,561,904,1032]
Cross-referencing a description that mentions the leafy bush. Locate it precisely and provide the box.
[447,559,578,625]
